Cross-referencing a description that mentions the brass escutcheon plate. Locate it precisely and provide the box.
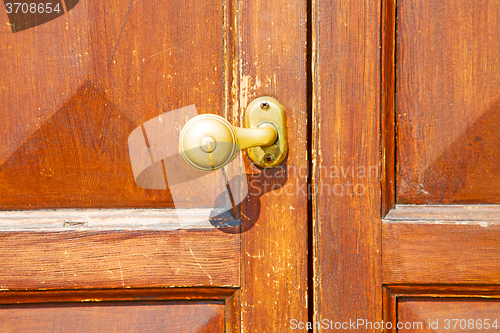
[245,97,288,168]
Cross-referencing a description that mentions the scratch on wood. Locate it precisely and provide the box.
[245,250,264,259]
[263,238,279,246]
[189,248,213,285]
[117,257,125,286]
[108,0,134,65]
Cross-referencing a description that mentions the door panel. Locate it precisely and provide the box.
[384,286,500,333]
[383,206,500,284]
[0,0,226,209]
[0,0,308,330]
[396,0,500,204]
[397,298,500,333]
[0,301,224,333]
[379,0,500,331]
[314,0,500,330]
[0,220,239,289]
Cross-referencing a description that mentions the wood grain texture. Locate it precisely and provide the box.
[396,0,500,204]
[383,287,398,333]
[383,220,500,284]
[0,288,236,304]
[0,0,312,329]
[398,298,500,333]
[382,0,396,216]
[0,301,225,333]
[386,284,500,296]
[225,289,240,333]
[312,0,382,329]
[0,228,239,289]
[238,0,309,331]
[0,287,238,330]
[384,286,500,332]
[0,0,228,209]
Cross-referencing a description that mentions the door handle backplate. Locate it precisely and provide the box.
[179,96,288,171]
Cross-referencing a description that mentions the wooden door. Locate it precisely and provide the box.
[312,0,500,331]
[382,0,500,330]
[0,0,307,331]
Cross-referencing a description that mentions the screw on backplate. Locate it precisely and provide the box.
[260,101,270,110]
[263,153,274,164]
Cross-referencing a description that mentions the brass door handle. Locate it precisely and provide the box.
[179,97,288,171]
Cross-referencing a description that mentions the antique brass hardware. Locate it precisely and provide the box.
[179,96,288,171]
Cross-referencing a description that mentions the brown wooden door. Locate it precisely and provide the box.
[0,0,307,331]
[312,0,500,332]
[7,0,495,331]
[382,0,500,330]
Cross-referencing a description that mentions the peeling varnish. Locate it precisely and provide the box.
[240,74,249,114]
[245,250,264,259]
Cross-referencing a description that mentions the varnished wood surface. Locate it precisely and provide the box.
[0,288,236,304]
[0,228,239,289]
[383,220,500,284]
[383,287,398,333]
[396,0,500,204]
[312,0,382,329]
[0,0,227,209]
[384,1,500,326]
[0,301,224,333]
[384,286,500,333]
[239,0,309,330]
[224,289,240,333]
[382,0,396,216]
[386,284,500,296]
[0,0,311,330]
[0,287,238,330]
[398,298,500,333]
[0,0,313,330]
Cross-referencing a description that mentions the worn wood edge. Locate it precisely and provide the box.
[382,222,500,284]
[0,228,240,289]
[385,285,500,296]
[311,0,320,326]
[0,208,237,229]
[383,287,397,333]
[312,0,382,328]
[382,285,500,331]
[311,0,382,328]
[0,287,238,305]
[385,205,500,222]
[222,0,243,330]
[225,289,240,333]
[381,0,396,217]
[238,0,308,330]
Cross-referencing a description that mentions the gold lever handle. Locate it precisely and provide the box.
[179,97,288,171]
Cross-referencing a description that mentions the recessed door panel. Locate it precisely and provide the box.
[0,301,224,333]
